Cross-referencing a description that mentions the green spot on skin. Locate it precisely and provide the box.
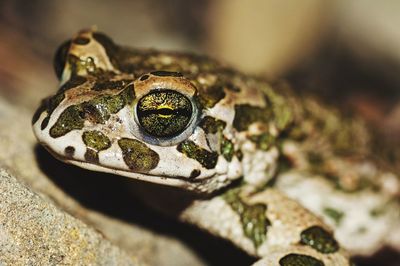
[221,137,234,162]
[177,140,218,169]
[300,226,339,254]
[82,131,111,151]
[118,138,159,172]
[223,188,270,248]
[323,207,344,225]
[49,105,84,138]
[279,253,324,266]
[233,104,271,131]
[49,85,134,138]
[199,116,226,134]
[249,133,275,151]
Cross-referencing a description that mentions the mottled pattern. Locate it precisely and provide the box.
[50,85,134,138]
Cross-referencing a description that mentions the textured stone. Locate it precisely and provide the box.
[0,168,137,265]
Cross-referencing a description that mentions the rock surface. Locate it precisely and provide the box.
[0,168,137,266]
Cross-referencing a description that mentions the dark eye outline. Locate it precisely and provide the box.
[54,40,72,80]
[136,89,193,138]
[132,88,200,146]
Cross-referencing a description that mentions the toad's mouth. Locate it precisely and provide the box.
[37,138,218,193]
[67,158,216,192]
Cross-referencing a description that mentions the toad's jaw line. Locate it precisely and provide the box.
[46,146,217,188]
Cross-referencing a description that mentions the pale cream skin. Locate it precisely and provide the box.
[33,30,400,265]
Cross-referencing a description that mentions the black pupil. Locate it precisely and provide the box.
[158,108,174,116]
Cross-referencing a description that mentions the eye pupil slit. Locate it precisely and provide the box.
[158,108,174,116]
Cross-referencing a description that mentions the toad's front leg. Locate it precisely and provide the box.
[180,187,351,265]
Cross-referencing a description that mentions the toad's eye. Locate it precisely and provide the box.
[137,90,193,138]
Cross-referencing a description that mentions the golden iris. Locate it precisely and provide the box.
[137,90,192,137]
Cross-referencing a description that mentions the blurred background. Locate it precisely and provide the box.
[1,0,400,143]
[0,0,399,265]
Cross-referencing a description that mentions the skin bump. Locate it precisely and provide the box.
[177,140,218,169]
[118,138,160,172]
[279,253,324,266]
[300,226,339,254]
